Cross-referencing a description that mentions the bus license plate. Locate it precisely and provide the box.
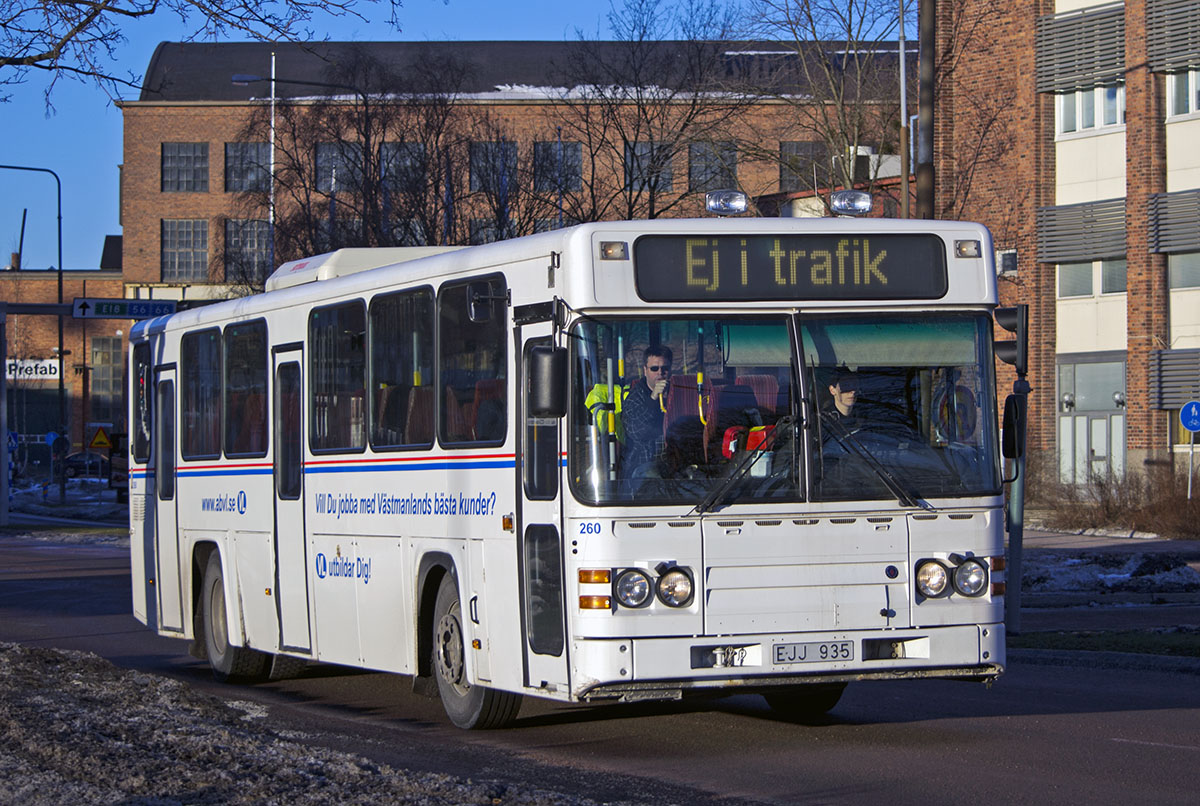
[773,640,854,664]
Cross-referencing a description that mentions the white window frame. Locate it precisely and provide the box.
[1057,84,1125,135]
[1167,69,1200,118]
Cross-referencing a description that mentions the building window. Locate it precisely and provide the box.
[224,219,272,284]
[469,218,516,245]
[315,142,363,193]
[780,141,830,192]
[688,142,737,192]
[1168,69,1200,117]
[1058,85,1125,134]
[224,142,269,193]
[314,217,364,252]
[161,142,209,192]
[625,141,673,192]
[381,141,426,195]
[1058,262,1093,297]
[90,336,123,426]
[161,219,209,282]
[1058,259,1127,297]
[533,140,582,193]
[469,141,519,194]
[1169,252,1200,289]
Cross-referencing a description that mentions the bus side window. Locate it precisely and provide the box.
[438,275,507,446]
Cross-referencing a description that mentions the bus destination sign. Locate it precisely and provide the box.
[633,234,948,302]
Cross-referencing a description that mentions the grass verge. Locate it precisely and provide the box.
[1010,627,1200,658]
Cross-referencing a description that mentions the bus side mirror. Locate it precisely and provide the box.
[1002,394,1026,460]
[468,281,497,323]
[529,346,568,418]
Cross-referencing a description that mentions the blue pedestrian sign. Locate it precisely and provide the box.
[1183,401,1200,434]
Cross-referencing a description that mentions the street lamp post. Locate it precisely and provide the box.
[232,71,373,263]
[0,163,66,502]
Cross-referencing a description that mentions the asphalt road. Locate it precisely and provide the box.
[2,533,1199,805]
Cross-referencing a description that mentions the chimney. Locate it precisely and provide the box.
[7,251,19,270]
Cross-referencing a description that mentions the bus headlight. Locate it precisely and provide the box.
[614,569,653,608]
[953,558,989,597]
[656,568,693,607]
[915,560,950,598]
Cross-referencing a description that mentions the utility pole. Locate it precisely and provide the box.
[916,0,936,219]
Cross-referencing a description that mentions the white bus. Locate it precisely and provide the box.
[129,206,1010,728]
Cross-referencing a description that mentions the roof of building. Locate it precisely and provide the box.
[137,40,901,103]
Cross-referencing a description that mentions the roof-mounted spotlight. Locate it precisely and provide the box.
[705,190,749,216]
[829,189,873,217]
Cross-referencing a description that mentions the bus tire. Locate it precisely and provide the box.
[432,575,521,729]
[202,553,268,683]
[763,682,847,719]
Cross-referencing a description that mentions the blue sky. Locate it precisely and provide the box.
[1,0,614,272]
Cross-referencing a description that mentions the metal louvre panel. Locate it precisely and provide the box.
[1036,4,1125,93]
[1148,0,1200,72]
[1036,198,1127,263]
[1149,189,1200,253]
[1150,349,1200,408]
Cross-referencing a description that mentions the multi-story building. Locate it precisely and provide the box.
[936,0,1200,479]
[115,40,906,299]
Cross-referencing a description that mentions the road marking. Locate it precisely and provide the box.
[1112,738,1200,753]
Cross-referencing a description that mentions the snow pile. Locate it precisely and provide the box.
[0,642,632,806]
[1023,553,1200,594]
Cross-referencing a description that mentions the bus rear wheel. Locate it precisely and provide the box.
[763,682,847,720]
[202,553,268,683]
[432,575,521,729]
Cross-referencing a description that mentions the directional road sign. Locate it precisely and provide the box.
[73,298,177,319]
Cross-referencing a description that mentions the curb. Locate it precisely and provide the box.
[1022,592,1200,608]
[1009,648,1200,676]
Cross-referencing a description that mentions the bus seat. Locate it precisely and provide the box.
[236,393,267,454]
[444,385,470,442]
[470,378,506,441]
[404,386,434,444]
[375,385,407,442]
[735,374,779,415]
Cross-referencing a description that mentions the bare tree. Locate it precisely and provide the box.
[550,0,753,221]
[0,0,400,103]
[740,0,906,207]
[226,46,481,289]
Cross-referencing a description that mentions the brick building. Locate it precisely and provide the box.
[115,40,905,299]
[936,0,1200,479]
[2,263,127,469]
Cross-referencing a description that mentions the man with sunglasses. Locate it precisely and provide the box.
[620,345,674,485]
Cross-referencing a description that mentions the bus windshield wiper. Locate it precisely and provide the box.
[818,410,935,512]
[688,417,793,516]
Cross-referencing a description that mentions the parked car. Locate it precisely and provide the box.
[63,451,110,479]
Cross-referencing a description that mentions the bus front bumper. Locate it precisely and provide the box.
[571,623,1004,703]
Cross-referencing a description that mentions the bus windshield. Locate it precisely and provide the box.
[569,313,1000,507]
[801,313,1001,503]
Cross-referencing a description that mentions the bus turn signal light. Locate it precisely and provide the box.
[579,595,611,610]
[579,569,611,584]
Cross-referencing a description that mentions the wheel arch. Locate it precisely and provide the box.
[189,541,220,646]
[415,551,458,680]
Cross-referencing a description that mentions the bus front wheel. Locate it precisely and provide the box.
[202,553,268,683]
[432,575,521,729]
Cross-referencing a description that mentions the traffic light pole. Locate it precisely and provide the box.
[994,304,1029,635]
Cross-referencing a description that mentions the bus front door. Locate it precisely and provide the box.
[273,352,312,653]
[517,330,569,693]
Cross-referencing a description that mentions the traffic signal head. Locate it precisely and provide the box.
[994,305,1028,377]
